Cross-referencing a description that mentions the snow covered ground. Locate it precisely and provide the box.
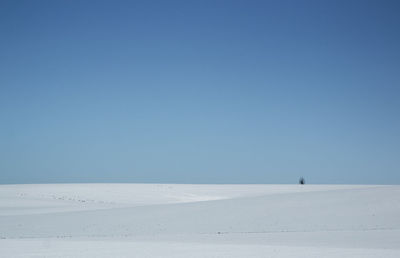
[0,184,399,257]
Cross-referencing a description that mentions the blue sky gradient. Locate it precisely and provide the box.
[1,0,399,184]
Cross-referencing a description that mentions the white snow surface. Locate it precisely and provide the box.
[0,183,399,257]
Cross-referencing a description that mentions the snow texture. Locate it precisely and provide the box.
[0,184,399,257]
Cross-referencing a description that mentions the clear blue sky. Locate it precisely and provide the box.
[1,0,399,184]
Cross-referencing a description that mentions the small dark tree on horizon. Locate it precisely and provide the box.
[299,177,305,185]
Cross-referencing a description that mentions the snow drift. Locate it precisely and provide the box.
[0,184,399,257]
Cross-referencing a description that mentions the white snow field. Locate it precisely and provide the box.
[0,184,399,257]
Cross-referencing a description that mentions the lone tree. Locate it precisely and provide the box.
[299,177,305,185]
